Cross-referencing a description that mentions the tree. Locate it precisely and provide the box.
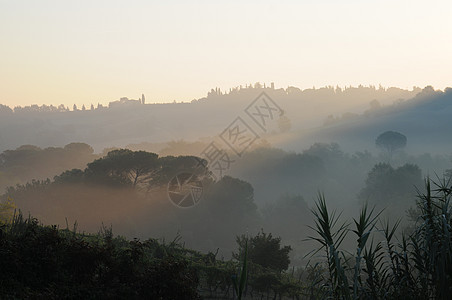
[358,163,422,206]
[126,151,160,187]
[205,176,257,218]
[303,142,344,163]
[154,155,208,186]
[201,176,259,246]
[53,168,85,184]
[86,149,160,187]
[375,131,407,159]
[0,104,13,114]
[234,230,292,273]
[64,142,94,155]
[0,144,96,188]
[0,145,42,169]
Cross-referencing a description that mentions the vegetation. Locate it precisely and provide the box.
[0,211,304,299]
[1,171,452,298]
[0,196,15,224]
[375,131,407,160]
[307,177,452,299]
[358,163,423,207]
[1,153,258,254]
[1,140,452,298]
[0,143,97,191]
[54,149,207,189]
[234,230,292,274]
[0,212,201,299]
[232,240,248,300]
[0,84,424,156]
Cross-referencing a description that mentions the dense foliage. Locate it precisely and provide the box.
[358,163,423,207]
[2,143,452,299]
[0,143,97,191]
[1,177,452,299]
[0,213,200,299]
[375,131,407,159]
[0,212,304,299]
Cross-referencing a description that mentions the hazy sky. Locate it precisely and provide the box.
[1,0,451,107]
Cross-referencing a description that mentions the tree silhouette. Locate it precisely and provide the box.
[375,131,407,159]
[64,142,94,155]
[358,162,422,205]
[206,176,257,218]
[234,230,292,273]
[86,149,160,187]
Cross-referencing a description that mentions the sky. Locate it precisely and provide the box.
[1,0,451,108]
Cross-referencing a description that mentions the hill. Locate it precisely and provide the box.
[0,84,420,153]
[283,86,452,155]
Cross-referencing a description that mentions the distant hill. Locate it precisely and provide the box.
[284,86,452,154]
[0,84,421,153]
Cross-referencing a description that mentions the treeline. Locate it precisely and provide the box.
[2,143,451,254]
[230,143,444,210]
[1,149,262,253]
[127,140,450,209]
[0,84,421,113]
[0,143,97,192]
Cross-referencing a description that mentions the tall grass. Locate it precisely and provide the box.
[308,177,452,299]
[307,193,350,299]
[232,240,248,300]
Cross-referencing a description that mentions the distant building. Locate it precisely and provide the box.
[108,97,142,108]
[141,94,145,104]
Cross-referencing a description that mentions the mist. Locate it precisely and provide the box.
[2,85,451,253]
[2,0,452,297]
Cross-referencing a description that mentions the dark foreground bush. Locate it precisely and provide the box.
[0,213,200,299]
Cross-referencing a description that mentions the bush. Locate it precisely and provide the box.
[0,212,200,299]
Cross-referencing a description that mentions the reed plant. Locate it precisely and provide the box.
[307,177,452,299]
